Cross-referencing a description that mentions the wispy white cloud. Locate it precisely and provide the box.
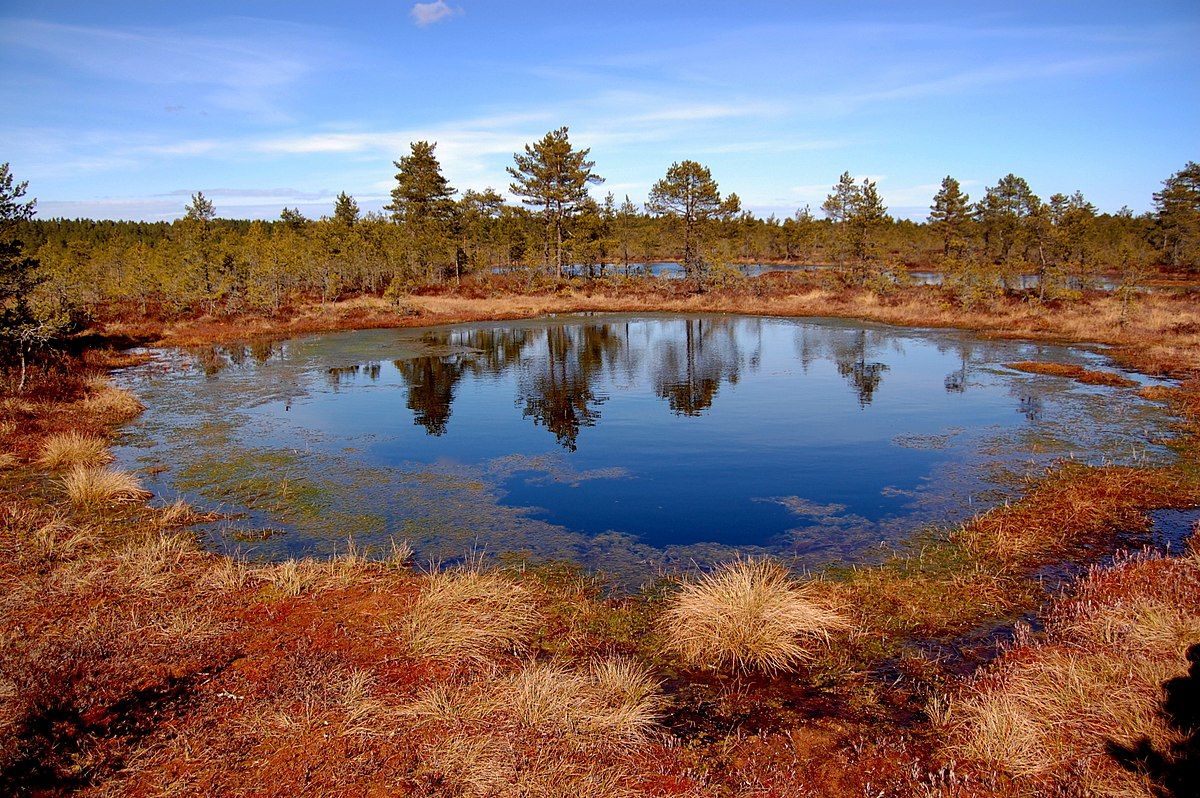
[410,1,462,28]
[0,18,335,122]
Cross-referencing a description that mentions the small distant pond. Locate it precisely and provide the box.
[113,314,1176,585]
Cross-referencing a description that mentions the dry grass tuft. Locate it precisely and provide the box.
[154,498,194,528]
[260,558,328,597]
[203,555,253,592]
[61,465,151,506]
[948,552,1200,796]
[399,566,541,664]
[21,517,96,564]
[37,431,113,471]
[585,657,663,742]
[662,558,852,674]
[0,451,17,469]
[111,532,197,594]
[80,383,145,421]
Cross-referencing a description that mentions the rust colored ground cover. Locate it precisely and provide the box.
[3,284,1199,797]
[1005,360,1139,387]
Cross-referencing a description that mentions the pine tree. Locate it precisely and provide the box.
[823,172,890,282]
[1154,161,1200,271]
[333,192,360,226]
[614,195,640,276]
[928,176,971,256]
[507,127,603,278]
[974,174,1041,267]
[279,207,308,230]
[184,191,215,222]
[385,141,456,225]
[646,160,731,279]
[821,171,859,225]
[386,141,458,280]
[0,163,51,390]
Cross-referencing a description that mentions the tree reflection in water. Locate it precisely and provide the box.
[382,317,1058,447]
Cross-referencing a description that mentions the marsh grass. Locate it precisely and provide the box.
[398,565,541,664]
[959,464,1190,567]
[22,517,96,564]
[37,431,113,471]
[399,656,660,797]
[61,465,151,506]
[662,558,852,674]
[111,532,197,594]
[948,551,1200,796]
[80,382,145,421]
[1006,360,1139,387]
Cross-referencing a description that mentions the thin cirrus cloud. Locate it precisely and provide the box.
[411,1,462,27]
[0,17,331,121]
[4,4,1196,221]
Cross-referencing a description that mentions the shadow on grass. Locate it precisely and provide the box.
[1106,642,1200,798]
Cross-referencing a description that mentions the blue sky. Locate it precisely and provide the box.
[2,1,1197,221]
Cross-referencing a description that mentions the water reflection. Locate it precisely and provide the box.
[652,318,747,416]
[395,357,465,435]
[116,315,1173,584]
[381,318,762,447]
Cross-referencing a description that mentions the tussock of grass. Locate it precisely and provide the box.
[204,555,252,592]
[401,658,660,796]
[1007,360,1139,387]
[61,465,151,506]
[398,566,541,664]
[111,532,196,594]
[154,498,193,528]
[22,517,95,564]
[948,552,1200,796]
[0,451,17,469]
[584,657,663,742]
[80,383,145,421]
[662,558,851,674]
[261,558,327,597]
[500,658,661,740]
[37,431,113,471]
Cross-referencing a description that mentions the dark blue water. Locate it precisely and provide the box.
[113,314,1174,583]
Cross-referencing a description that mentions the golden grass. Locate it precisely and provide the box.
[111,532,197,594]
[0,451,17,469]
[203,555,253,592]
[397,566,541,664]
[400,657,660,796]
[584,657,663,742]
[61,465,151,506]
[80,383,145,421]
[154,498,193,528]
[501,658,662,740]
[662,559,852,674]
[260,558,328,597]
[37,431,113,471]
[947,552,1200,796]
[23,517,96,564]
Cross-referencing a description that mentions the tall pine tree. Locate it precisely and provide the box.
[929,176,971,256]
[507,127,603,278]
[646,160,735,279]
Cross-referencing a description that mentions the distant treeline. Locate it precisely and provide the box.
[1,131,1199,369]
